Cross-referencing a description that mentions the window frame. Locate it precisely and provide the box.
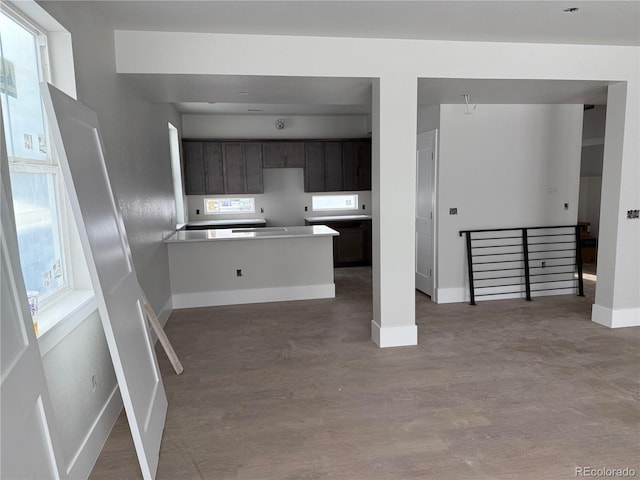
[203,197,256,215]
[311,193,359,212]
[1,2,91,342]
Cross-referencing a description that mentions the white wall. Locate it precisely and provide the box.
[183,114,369,139]
[34,1,182,476]
[436,104,584,299]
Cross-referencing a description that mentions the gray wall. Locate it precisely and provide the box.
[436,104,583,300]
[36,1,181,476]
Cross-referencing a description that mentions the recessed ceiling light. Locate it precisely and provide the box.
[563,7,579,13]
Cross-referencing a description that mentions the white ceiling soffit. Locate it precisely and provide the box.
[121,74,374,114]
[418,79,611,105]
[93,1,640,46]
[123,73,610,115]
[176,103,371,115]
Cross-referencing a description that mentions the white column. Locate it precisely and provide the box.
[371,75,419,347]
[592,81,640,328]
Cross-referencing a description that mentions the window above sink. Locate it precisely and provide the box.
[204,197,255,214]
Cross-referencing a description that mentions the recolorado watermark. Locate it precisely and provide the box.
[576,466,637,477]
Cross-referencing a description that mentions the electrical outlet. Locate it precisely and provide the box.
[196,209,200,215]
[449,208,458,215]
[362,204,365,210]
[541,261,546,268]
[260,207,264,213]
[564,203,569,210]
[627,209,639,219]
[236,269,242,277]
[304,206,308,212]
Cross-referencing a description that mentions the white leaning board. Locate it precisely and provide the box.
[41,84,167,480]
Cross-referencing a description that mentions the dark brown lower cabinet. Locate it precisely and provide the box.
[305,219,372,267]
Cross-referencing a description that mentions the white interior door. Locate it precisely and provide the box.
[1,118,67,479]
[416,130,436,296]
[41,84,167,480]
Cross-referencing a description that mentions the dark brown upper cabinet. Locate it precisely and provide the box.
[183,140,263,195]
[183,141,225,195]
[262,142,305,168]
[342,141,372,191]
[304,139,371,193]
[222,142,264,194]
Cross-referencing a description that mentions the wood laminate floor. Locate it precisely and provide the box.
[91,266,640,479]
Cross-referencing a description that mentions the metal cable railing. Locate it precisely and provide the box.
[459,225,585,305]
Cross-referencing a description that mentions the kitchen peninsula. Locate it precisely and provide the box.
[165,226,339,308]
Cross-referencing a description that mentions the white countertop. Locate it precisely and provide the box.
[186,218,267,227]
[305,215,372,222]
[165,225,339,243]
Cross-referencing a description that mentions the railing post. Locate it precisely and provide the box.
[575,225,585,297]
[522,228,532,301]
[464,232,476,305]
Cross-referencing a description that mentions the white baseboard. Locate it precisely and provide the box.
[592,304,640,328]
[433,287,467,304]
[158,297,173,327]
[66,385,123,479]
[371,320,418,348]
[172,284,335,308]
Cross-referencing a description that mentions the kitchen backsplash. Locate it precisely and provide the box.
[186,168,372,226]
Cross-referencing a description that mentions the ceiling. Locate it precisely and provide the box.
[99,1,636,115]
[94,1,640,46]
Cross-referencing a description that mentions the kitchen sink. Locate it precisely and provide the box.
[232,227,288,233]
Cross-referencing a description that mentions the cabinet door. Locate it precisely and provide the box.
[336,225,366,263]
[222,143,246,194]
[183,141,206,195]
[244,142,264,193]
[342,142,360,191]
[262,142,286,168]
[324,142,343,192]
[284,142,305,168]
[358,141,372,191]
[342,141,371,191]
[203,142,224,194]
[304,142,326,192]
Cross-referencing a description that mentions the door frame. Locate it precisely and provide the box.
[416,129,438,297]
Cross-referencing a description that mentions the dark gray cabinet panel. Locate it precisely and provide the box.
[183,141,206,195]
[203,142,224,194]
[222,143,246,194]
[324,142,343,192]
[304,142,326,192]
[184,140,264,195]
[244,142,264,193]
[263,142,305,168]
[304,139,371,193]
[342,141,371,191]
